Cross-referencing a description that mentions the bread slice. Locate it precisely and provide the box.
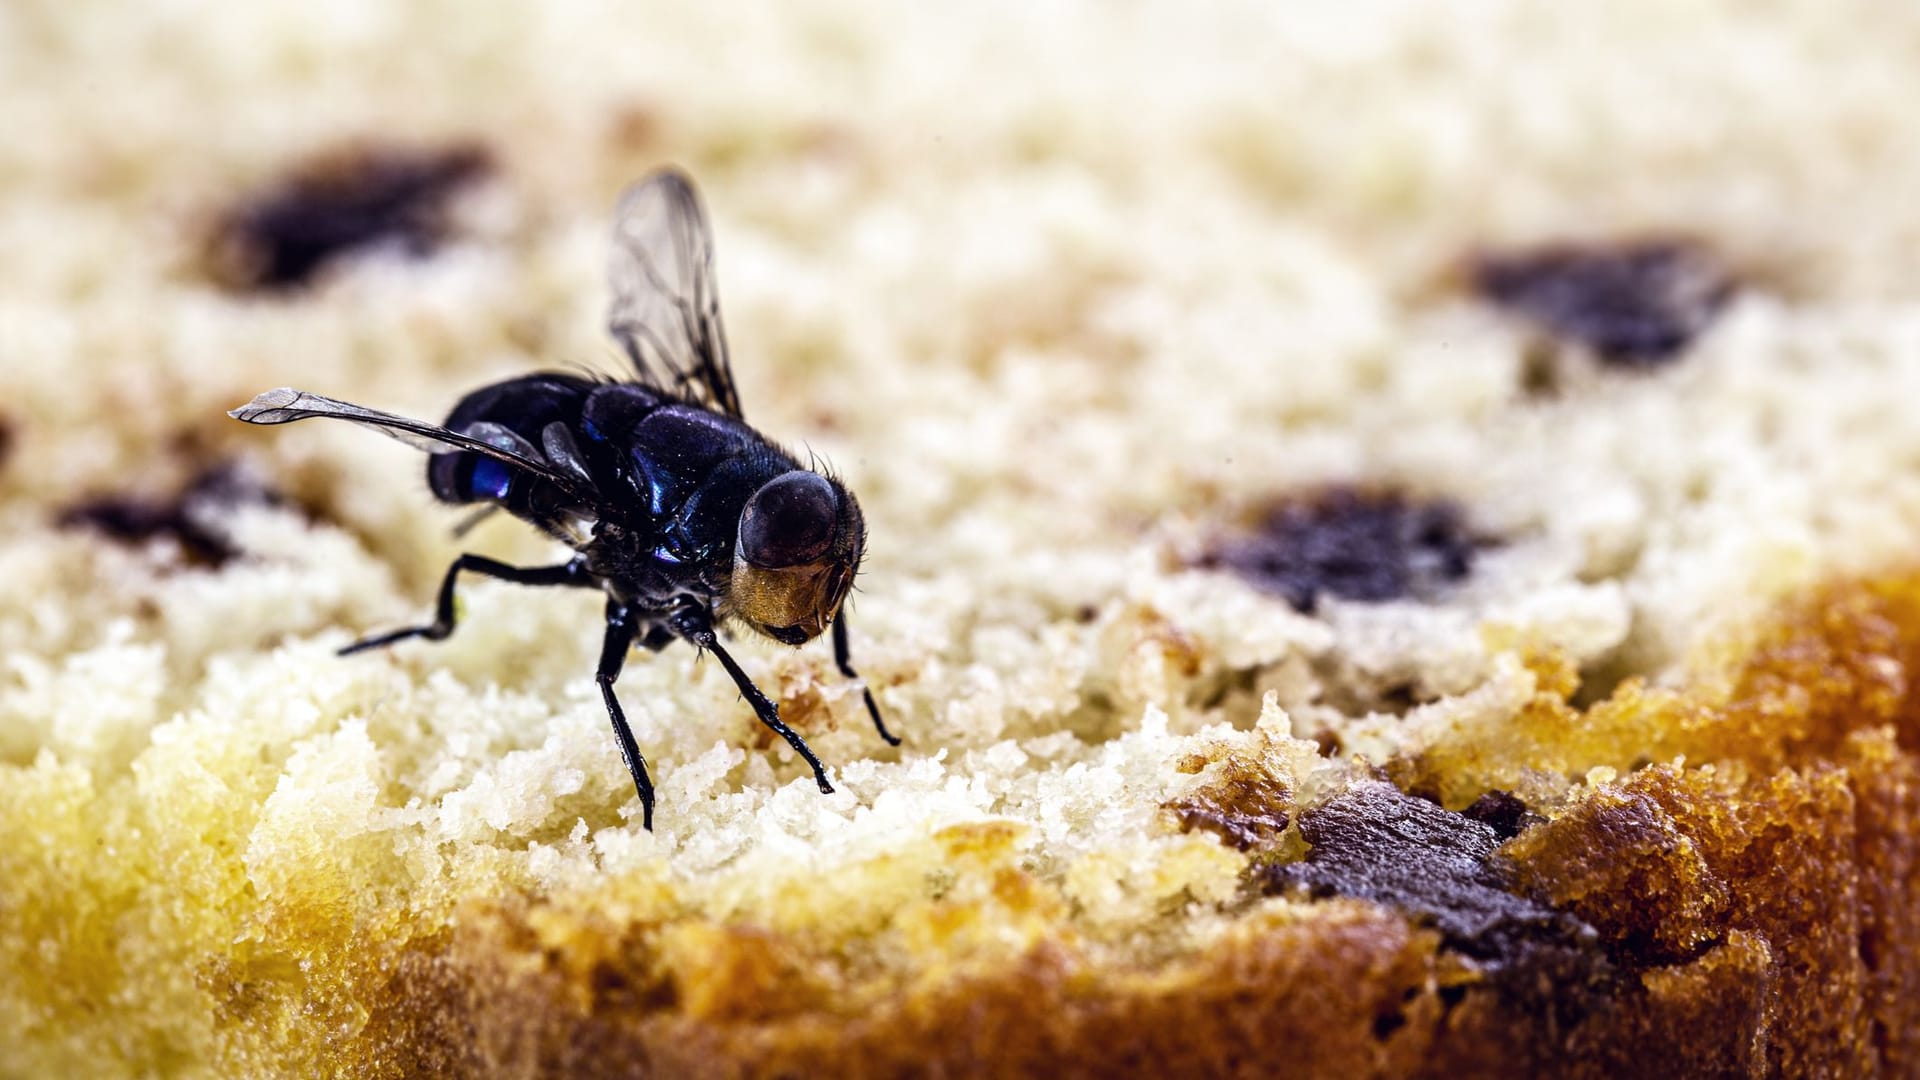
[4,3,1918,1077]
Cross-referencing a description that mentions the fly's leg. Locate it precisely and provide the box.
[597,601,656,830]
[833,613,899,746]
[670,606,833,795]
[338,553,589,656]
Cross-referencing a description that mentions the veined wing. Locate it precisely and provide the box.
[605,168,744,418]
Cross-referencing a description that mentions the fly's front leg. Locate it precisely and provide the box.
[339,553,590,656]
[833,612,899,746]
[670,605,833,795]
[596,601,656,830]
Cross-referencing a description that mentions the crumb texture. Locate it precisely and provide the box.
[5,1,1920,1077]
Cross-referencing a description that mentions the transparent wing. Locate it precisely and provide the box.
[606,168,744,418]
[229,387,589,497]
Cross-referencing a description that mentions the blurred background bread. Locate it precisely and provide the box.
[3,2,1918,1076]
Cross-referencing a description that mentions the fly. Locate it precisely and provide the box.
[230,169,897,830]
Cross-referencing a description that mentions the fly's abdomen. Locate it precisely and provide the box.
[426,373,598,507]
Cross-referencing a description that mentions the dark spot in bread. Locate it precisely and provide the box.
[1262,780,1591,963]
[0,412,15,473]
[1473,240,1734,366]
[1377,682,1423,712]
[59,462,284,568]
[1462,789,1540,842]
[1262,781,1614,1034]
[1517,340,1561,396]
[1199,489,1480,613]
[208,143,492,291]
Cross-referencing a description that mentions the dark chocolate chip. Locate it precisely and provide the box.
[1259,781,1595,965]
[1199,489,1480,613]
[1263,781,1621,1043]
[1462,789,1541,842]
[209,143,492,291]
[59,463,283,568]
[1371,1009,1407,1040]
[1473,240,1734,366]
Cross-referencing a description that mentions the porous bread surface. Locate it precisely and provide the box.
[3,2,1920,1077]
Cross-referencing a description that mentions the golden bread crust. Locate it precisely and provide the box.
[318,580,1920,1079]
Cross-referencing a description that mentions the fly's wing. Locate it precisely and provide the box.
[229,387,591,499]
[606,169,745,418]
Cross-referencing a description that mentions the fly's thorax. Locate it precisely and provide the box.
[729,469,864,645]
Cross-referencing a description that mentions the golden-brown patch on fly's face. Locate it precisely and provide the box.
[731,470,864,646]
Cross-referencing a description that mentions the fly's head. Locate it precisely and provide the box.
[729,470,864,646]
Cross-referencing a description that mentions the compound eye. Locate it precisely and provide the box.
[740,472,838,568]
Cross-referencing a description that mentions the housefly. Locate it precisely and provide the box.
[231,169,897,830]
